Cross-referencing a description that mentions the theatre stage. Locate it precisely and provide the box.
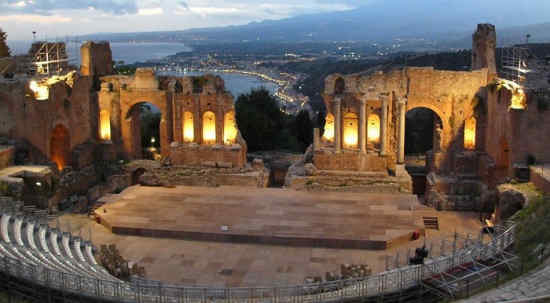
[95,185,435,250]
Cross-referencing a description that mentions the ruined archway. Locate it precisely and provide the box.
[404,107,443,196]
[405,107,443,156]
[50,124,70,171]
[125,102,161,159]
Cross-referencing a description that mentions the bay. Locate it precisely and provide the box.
[159,71,278,99]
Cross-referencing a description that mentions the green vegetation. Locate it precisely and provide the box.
[0,28,10,58]
[513,185,548,270]
[235,88,313,153]
[114,61,136,75]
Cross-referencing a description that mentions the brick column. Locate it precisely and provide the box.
[397,97,407,164]
[334,97,342,153]
[359,99,367,154]
[380,95,389,156]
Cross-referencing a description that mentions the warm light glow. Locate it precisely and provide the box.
[510,88,526,110]
[183,111,194,143]
[343,112,358,149]
[323,113,335,142]
[29,80,49,100]
[367,114,380,143]
[50,125,70,171]
[202,111,216,144]
[223,111,238,145]
[464,117,476,150]
[99,110,111,141]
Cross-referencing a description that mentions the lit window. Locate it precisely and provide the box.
[367,114,380,144]
[464,117,476,150]
[183,111,194,143]
[223,111,238,145]
[99,110,111,141]
[202,111,216,144]
[323,113,335,142]
[343,112,358,149]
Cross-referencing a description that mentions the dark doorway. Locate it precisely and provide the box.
[405,108,443,197]
[126,102,161,159]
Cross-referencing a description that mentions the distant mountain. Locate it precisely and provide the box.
[80,0,550,47]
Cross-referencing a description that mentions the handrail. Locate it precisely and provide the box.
[0,211,517,302]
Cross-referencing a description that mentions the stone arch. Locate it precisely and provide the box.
[124,102,162,159]
[202,111,216,144]
[50,124,70,171]
[223,110,238,145]
[334,77,345,95]
[119,88,170,160]
[405,106,444,156]
[343,112,358,149]
[323,113,335,142]
[406,103,449,151]
[183,111,194,143]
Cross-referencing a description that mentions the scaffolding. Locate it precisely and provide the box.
[499,46,531,88]
[29,41,69,76]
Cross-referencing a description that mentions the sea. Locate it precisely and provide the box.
[7,40,277,98]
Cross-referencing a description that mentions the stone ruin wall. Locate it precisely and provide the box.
[322,66,489,175]
[486,88,550,171]
[98,71,247,168]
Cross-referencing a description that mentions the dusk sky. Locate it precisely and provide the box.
[1,0,364,40]
[1,0,547,41]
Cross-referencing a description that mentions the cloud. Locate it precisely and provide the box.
[0,0,139,15]
[0,13,72,23]
[138,7,163,15]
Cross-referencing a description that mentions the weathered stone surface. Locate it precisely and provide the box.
[74,196,89,213]
[497,185,527,221]
[304,163,317,176]
[252,158,264,170]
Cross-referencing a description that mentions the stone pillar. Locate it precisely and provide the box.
[334,97,342,153]
[359,99,367,154]
[380,95,389,155]
[216,105,224,145]
[313,128,321,151]
[397,97,407,164]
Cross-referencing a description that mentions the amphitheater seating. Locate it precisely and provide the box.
[0,212,120,283]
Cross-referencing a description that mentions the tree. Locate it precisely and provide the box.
[235,88,285,152]
[0,28,10,58]
[292,110,313,152]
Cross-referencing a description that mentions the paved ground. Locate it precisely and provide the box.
[0,165,51,182]
[95,186,427,248]
[458,259,550,303]
[55,186,482,287]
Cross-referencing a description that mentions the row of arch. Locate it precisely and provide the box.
[182,110,238,145]
[322,109,477,152]
[322,113,381,149]
[99,109,239,146]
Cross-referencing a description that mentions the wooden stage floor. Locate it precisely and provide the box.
[95,185,433,250]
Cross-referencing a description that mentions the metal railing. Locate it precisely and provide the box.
[0,212,517,303]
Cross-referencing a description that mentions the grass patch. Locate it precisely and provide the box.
[514,192,550,270]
